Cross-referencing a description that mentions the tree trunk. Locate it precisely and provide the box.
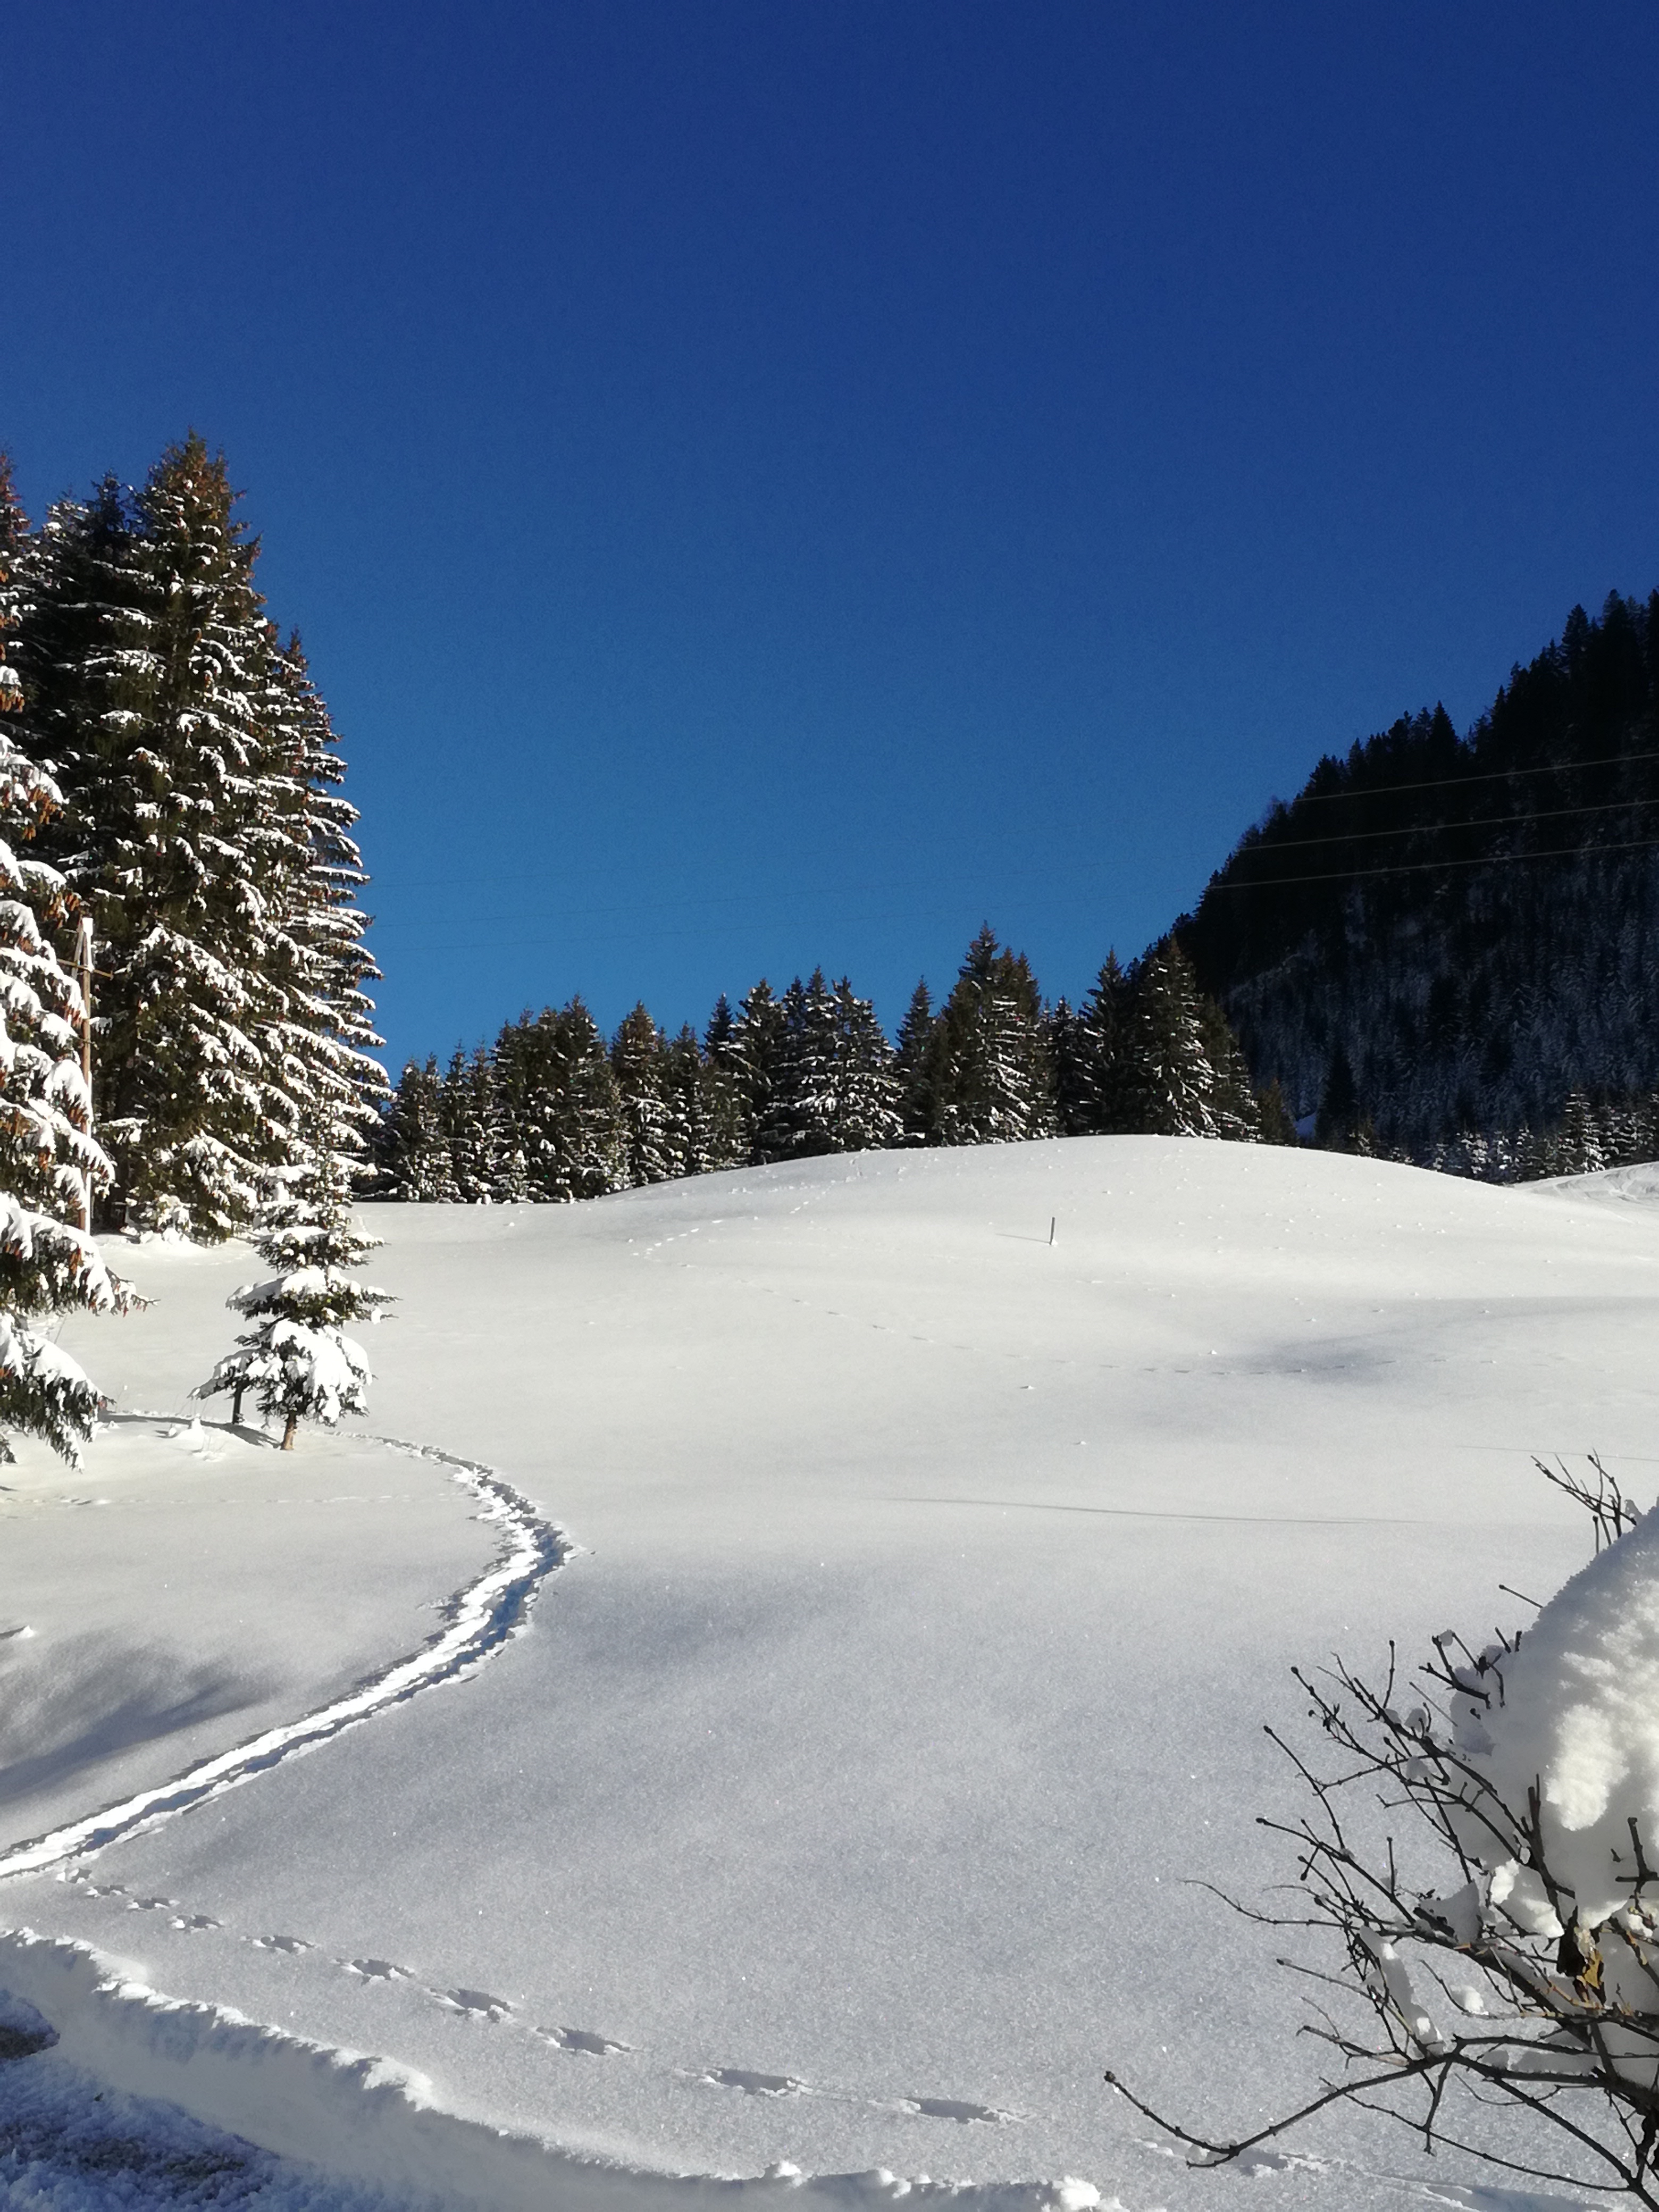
[232,1382,246,1426]
[282,1411,297,1452]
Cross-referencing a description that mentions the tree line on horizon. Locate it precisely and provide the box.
[4,428,1657,1465]
[372,925,1300,1203]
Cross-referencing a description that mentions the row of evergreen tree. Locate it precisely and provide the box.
[374,928,1294,1203]
[1382,1088,1659,1186]
[0,440,382,1239]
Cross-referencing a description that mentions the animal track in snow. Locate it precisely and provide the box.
[535,2025,631,2056]
[901,2097,1013,2125]
[57,1869,1025,2138]
[23,1430,1027,2147]
[706,2067,804,2097]
[443,1986,514,2021]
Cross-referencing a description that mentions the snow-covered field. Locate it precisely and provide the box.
[4,1137,1657,2209]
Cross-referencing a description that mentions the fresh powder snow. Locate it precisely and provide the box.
[2,1135,1656,2209]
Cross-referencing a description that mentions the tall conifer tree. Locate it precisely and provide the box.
[11,439,384,1236]
[932,927,1057,1145]
[1120,940,1221,1137]
[827,977,902,1152]
[259,632,386,1190]
[730,979,787,1164]
[895,980,939,1146]
[552,998,629,1197]
[0,462,133,1457]
[14,443,289,1231]
[441,1045,498,1201]
[612,1004,677,1185]
[1067,955,1133,1133]
[378,1057,456,1200]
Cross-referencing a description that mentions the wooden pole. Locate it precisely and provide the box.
[76,917,93,1235]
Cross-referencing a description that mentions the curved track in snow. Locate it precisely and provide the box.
[0,1435,570,1882]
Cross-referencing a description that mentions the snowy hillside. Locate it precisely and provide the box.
[5,1137,1659,2209]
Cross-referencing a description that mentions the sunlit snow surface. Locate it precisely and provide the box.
[5,1137,1659,2210]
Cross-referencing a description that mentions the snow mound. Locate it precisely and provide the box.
[1533,1161,1659,1206]
[1460,1507,1659,1929]
[0,1936,1108,2212]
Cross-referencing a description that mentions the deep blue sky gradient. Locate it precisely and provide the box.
[8,4,1659,1073]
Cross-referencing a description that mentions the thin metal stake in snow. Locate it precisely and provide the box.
[1049,1216,1056,1246]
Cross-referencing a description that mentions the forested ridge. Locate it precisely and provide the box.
[374,929,1292,1202]
[1179,590,1659,1163]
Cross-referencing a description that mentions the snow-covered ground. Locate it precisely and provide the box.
[4,1137,1658,2209]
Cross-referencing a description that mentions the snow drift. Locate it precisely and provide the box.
[0,1934,1105,2212]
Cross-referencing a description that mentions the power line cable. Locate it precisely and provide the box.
[1285,744,1659,806]
[1205,832,1659,894]
[1227,793,1659,859]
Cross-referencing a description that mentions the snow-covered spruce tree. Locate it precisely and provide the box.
[0,458,23,719]
[441,1045,498,1202]
[755,973,834,1161]
[932,926,1056,1146]
[657,1023,697,1181]
[704,993,737,1068]
[375,1057,456,1200]
[1119,939,1219,1138]
[611,1004,680,1185]
[661,1023,745,1176]
[11,441,290,1235]
[0,464,133,1460]
[1109,1458,1659,2205]
[489,1011,558,1201]
[895,979,940,1146]
[256,631,387,1192]
[1255,1076,1301,1146]
[1055,954,1133,1135]
[550,998,629,1197]
[752,971,902,1160]
[689,1038,748,1174]
[476,998,627,1204]
[727,979,787,1165]
[827,976,902,1152]
[1559,1088,1607,1176]
[196,1145,389,1448]
[10,440,385,1236]
[1197,993,1262,1141]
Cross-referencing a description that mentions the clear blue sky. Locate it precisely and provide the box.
[8,4,1658,1075]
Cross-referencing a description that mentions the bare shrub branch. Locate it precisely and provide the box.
[1108,1456,1659,2203]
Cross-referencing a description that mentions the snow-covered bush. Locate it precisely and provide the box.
[195,1152,389,1449]
[1111,1459,1659,2205]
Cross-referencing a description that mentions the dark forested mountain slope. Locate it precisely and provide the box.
[1178,591,1659,1151]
